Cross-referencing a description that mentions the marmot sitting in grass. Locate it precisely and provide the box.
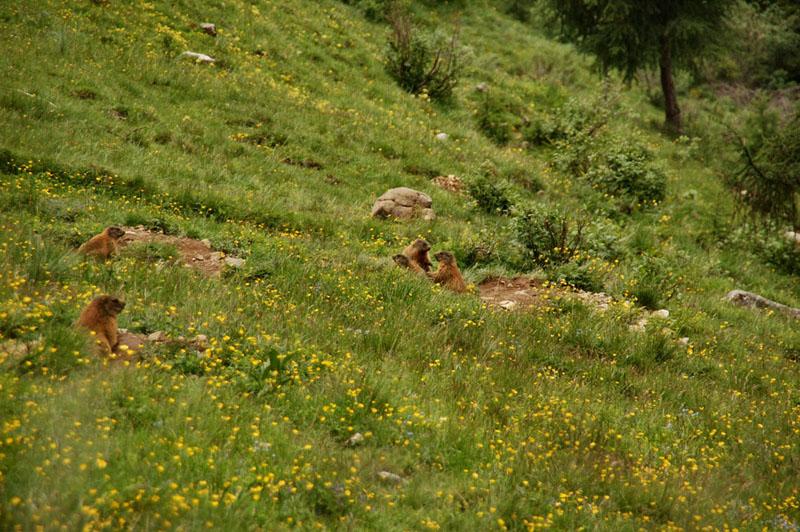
[428,251,467,293]
[79,226,126,259]
[401,238,432,272]
[76,295,126,355]
[392,253,426,274]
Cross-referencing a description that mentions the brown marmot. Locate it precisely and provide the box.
[75,295,126,355]
[428,251,467,293]
[401,239,432,272]
[392,253,426,274]
[79,226,126,260]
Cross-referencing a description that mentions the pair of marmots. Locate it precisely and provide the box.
[393,239,467,293]
[75,226,128,355]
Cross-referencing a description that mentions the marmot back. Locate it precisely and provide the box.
[393,253,425,274]
[428,251,467,293]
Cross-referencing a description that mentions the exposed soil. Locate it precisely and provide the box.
[478,275,612,311]
[432,174,465,193]
[120,226,239,277]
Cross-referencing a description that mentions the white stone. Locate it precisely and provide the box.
[498,300,518,310]
[651,309,670,319]
[785,231,800,244]
[180,51,215,63]
[148,331,166,342]
[200,23,217,36]
[224,257,244,267]
[346,433,364,447]
[200,238,212,247]
[377,471,406,484]
[435,132,448,141]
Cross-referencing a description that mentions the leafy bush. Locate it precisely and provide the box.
[383,8,469,101]
[474,91,521,144]
[583,140,667,205]
[754,232,800,276]
[524,96,609,147]
[510,203,585,265]
[548,260,604,292]
[466,173,514,214]
[725,111,800,228]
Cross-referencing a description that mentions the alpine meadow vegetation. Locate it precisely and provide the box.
[1,1,799,531]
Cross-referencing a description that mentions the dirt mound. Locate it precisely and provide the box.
[432,174,465,193]
[120,226,242,276]
[478,275,612,311]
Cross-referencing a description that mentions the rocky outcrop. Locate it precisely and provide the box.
[371,187,435,221]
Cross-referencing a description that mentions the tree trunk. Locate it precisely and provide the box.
[659,38,681,132]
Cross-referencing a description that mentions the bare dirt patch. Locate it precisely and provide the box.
[478,275,612,311]
[432,174,465,193]
[120,226,242,277]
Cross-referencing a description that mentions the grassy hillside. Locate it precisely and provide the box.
[1,0,799,530]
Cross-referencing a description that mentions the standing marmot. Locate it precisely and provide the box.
[392,253,426,274]
[402,239,432,272]
[428,251,467,293]
[79,226,126,259]
[76,295,126,355]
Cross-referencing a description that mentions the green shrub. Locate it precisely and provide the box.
[755,232,800,276]
[524,95,610,147]
[510,203,585,265]
[548,260,604,292]
[474,91,520,144]
[465,174,514,214]
[583,139,667,205]
[383,8,469,101]
[725,111,800,229]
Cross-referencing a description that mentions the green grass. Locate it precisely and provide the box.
[1,0,799,530]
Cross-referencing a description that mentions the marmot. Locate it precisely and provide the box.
[428,251,467,293]
[76,295,126,355]
[402,239,432,272]
[79,226,126,259]
[392,253,426,274]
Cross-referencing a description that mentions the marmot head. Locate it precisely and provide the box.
[106,226,126,239]
[434,251,456,265]
[97,295,126,316]
[392,253,410,266]
[411,239,431,251]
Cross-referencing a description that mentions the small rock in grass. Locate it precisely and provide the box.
[628,318,648,332]
[678,337,690,345]
[346,433,364,447]
[148,331,166,342]
[193,334,208,345]
[377,471,406,484]
[435,132,448,141]
[224,257,244,267]
[475,82,489,92]
[199,23,217,37]
[785,231,800,244]
[209,252,223,261]
[651,309,670,319]
[498,300,517,311]
[180,51,215,64]
[200,238,212,247]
